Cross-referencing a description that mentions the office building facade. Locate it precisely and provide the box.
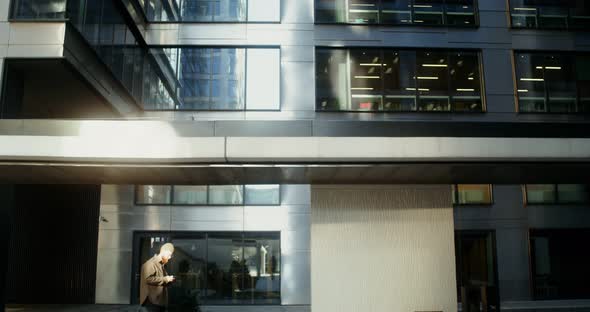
[0,0,589,311]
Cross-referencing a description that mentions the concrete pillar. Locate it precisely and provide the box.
[311,185,457,312]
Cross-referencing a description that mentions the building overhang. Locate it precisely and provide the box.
[0,120,589,184]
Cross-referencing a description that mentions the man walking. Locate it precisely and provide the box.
[140,243,176,312]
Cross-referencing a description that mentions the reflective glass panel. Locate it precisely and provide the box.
[209,185,244,205]
[577,55,590,113]
[350,49,383,111]
[136,185,172,204]
[383,50,417,111]
[168,234,207,309]
[173,186,208,205]
[454,185,492,205]
[445,0,476,26]
[413,0,445,25]
[380,0,413,24]
[11,0,66,19]
[510,0,590,30]
[556,184,589,203]
[244,185,280,205]
[242,233,281,304]
[315,0,347,22]
[348,0,379,23]
[417,51,450,111]
[515,53,548,112]
[526,184,556,204]
[205,233,244,304]
[449,52,482,112]
[316,49,349,111]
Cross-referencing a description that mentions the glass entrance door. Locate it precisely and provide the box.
[455,230,500,312]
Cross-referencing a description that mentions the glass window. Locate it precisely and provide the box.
[10,0,67,19]
[175,48,246,110]
[209,185,244,205]
[510,0,590,30]
[173,186,208,205]
[242,233,281,304]
[136,185,172,204]
[453,185,493,205]
[315,0,478,25]
[205,233,244,304]
[526,184,557,204]
[530,229,590,300]
[134,231,280,306]
[177,0,247,22]
[316,49,349,111]
[245,185,280,205]
[577,55,590,113]
[317,48,483,113]
[557,184,589,204]
[515,52,588,113]
[417,51,450,111]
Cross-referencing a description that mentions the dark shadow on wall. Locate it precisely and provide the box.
[4,185,101,304]
[0,185,14,312]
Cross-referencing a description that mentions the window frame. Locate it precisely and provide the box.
[135,184,282,206]
[131,230,282,305]
[452,184,494,206]
[523,184,590,206]
[315,46,487,113]
[513,50,590,115]
[313,0,480,27]
[507,0,590,31]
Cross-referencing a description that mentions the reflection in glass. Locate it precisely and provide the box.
[445,0,476,25]
[577,55,590,113]
[557,184,589,203]
[11,0,66,19]
[417,51,450,111]
[209,185,244,205]
[413,0,445,25]
[526,184,556,204]
[515,52,587,113]
[178,48,246,110]
[348,0,379,23]
[136,185,172,204]
[168,235,207,310]
[242,233,281,304]
[530,229,590,300]
[383,50,417,111]
[453,185,492,205]
[173,186,208,205]
[350,49,383,111]
[315,0,347,22]
[245,185,280,205]
[316,49,349,110]
[316,48,483,112]
[381,0,412,24]
[510,0,590,30]
[206,233,244,304]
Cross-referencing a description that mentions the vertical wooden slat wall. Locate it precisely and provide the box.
[5,184,101,304]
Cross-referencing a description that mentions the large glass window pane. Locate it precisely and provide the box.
[315,0,347,23]
[557,184,589,204]
[515,53,547,112]
[168,234,207,310]
[380,0,412,24]
[242,233,281,304]
[173,186,208,205]
[350,49,383,111]
[11,0,66,19]
[577,55,590,113]
[570,0,590,30]
[209,185,244,205]
[445,0,476,26]
[526,184,556,204]
[316,49,349,111]
[205,233,244,304]
[450,52,482,112]
[348,0,379,23]
[510,0,540,28]
[417,51,450,111]
[413,0,445,25]
[454,185,492,205]
[136,185,172,204]
[530,229,590,300]
[383,50,417,111]
[544,54,577,113]
[180,0,246,21]
[245,185,280,205]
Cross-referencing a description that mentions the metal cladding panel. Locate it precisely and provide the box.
[5,184,101,304]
